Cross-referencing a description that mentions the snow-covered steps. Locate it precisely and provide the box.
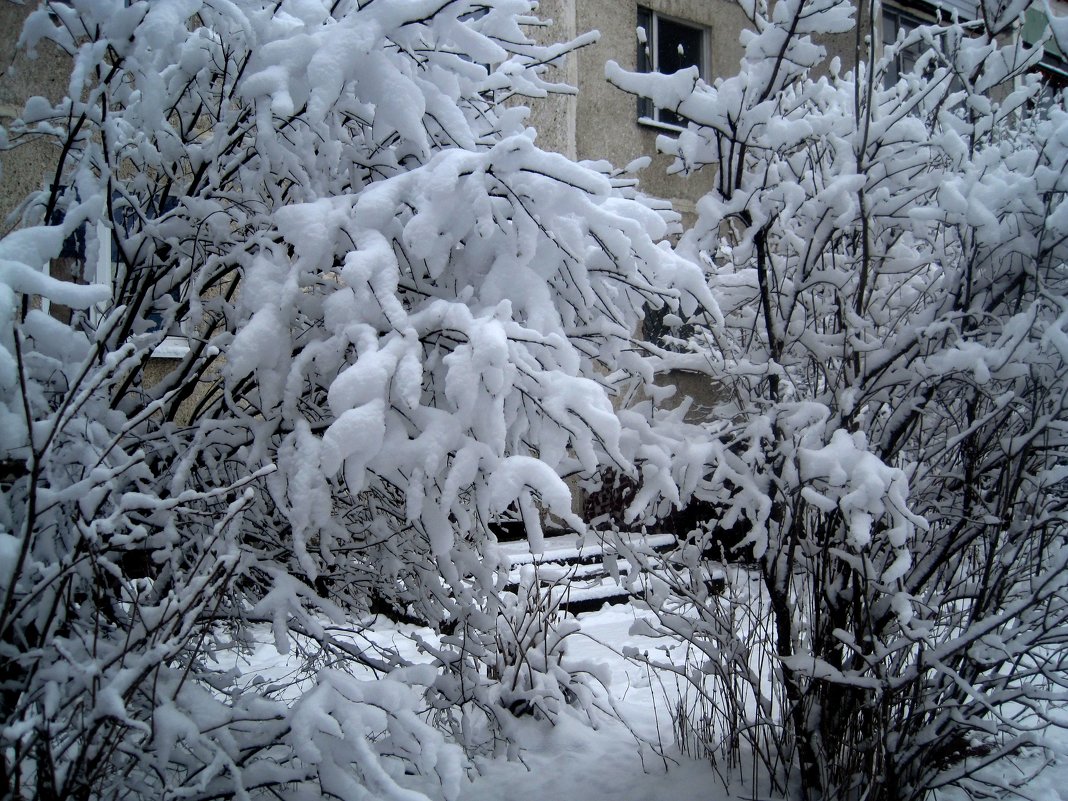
[495,531,677,614]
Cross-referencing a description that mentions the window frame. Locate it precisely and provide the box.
[98,196,191,360]
[1022,6,1068,110]
[881,5,929,87]
[636,6,710,132]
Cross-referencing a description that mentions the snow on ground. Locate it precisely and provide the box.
[237,601,740,800]
[464,598,1068,801]
[460,602,736,801]
[239,601,1068,801]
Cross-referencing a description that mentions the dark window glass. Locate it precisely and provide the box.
[882,7,924,87]
[637,7,705,127]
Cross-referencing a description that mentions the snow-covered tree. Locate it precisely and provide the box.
[609,1,1068,798]
[0,2,708,798]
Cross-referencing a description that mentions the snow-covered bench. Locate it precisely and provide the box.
[495,530,677,614]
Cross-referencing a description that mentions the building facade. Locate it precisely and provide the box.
[2,0,1066,461]
[5,0,1066,227]
[523,0,1066,221]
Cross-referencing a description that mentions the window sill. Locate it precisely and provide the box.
[638,115,686,135]
[152,336,190,359]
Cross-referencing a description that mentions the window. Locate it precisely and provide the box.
[102,194,189,358]
[636,7,708,128]
[47,190,192,359]
[1022,6,1068,111]
[642,303,696,351]
[882,6,926,87]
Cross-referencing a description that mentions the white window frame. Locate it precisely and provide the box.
[636,7,710,132]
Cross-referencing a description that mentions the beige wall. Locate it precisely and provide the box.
[0,3,216,422]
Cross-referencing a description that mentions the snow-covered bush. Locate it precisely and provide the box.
[0,1,709,798]
[610,1,1068,799]
[493,564,581,719]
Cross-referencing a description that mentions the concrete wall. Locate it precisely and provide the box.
[4,0,1055,430]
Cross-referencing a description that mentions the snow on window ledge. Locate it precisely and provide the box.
[151,335,190,359]
[638,115,685,134]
